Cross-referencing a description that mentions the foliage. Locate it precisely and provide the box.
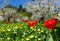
[0,22,60,41]
[17,5,32,18]
[17,5,23,13]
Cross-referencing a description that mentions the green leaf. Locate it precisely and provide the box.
[48,34,53,41]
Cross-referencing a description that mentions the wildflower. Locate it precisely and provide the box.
[10,27,12,29]
[15,26,18,29]
[29,35,34,39]
[7,37,11,40]
[34,29,36,31]
[13,31,17,34]
[2,29,5,32]
[7,29,11,31]
[26,38,30,41]
[40,30,44,33]
[22,35,25,37]
[38,38,41,40]
[38,29,40,31]
[54,29,57,32]
[30,27,34,30]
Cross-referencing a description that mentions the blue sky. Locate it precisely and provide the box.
[0,0,30,8]
[10,0,30,8]
[0,0,60,8]
[57,0,60,5]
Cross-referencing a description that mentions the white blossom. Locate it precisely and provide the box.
[26,0,59,21]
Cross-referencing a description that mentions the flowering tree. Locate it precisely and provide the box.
[26,0,59,21]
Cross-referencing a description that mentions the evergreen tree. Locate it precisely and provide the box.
[17,5,23,13]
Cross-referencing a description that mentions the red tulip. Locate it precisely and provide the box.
[23,19,29,22]
[6,20,8,25]
[33,20,38,25]
[28,21,35,27]
[44,19,58,29]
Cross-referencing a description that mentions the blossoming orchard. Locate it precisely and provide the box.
[0,0,60,41]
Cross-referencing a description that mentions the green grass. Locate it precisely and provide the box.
[0,22,60,41]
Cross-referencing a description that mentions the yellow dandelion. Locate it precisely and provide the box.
[22,35,25,37]
[2,29,5,32]
[54,29,57,32]
[7,37,11,40]
[38,38,41,40]
[30,27,34,30]
[15,26,18,29]
[0,30,1,32]
[21,24,24,26]
[10,27,12,29]
[29,35,34,39]
[13,32,17,34]
[26,38,30,41]
[34,29,36,31]
[7,29,11,31]
[40,30,44,33]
